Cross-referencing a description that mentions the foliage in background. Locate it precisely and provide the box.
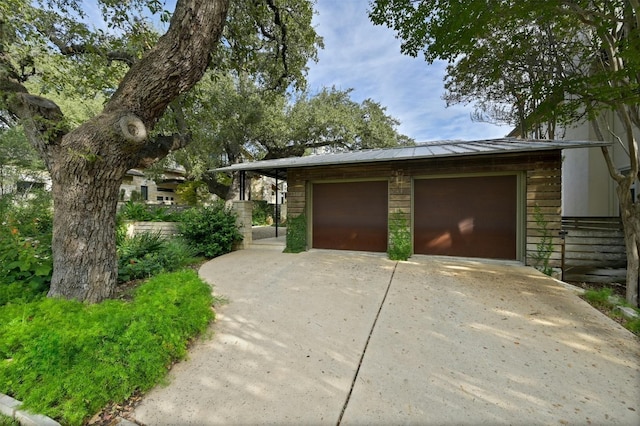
[0,125,45,196]
[252,200,273,225]
[388,212,412,261]
[172,74,415,200]
[532,204,554,276]
[284,214,307,253]
[0,270,214,425]
[116,232,199,282]
[0,191,53,305]
[117,201,182,222]
[179,203,242,258]
[175,180,210,206]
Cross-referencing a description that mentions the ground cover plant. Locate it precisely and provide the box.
[0,413,20,426]
[581,287,640,336]
[0,270,215,425]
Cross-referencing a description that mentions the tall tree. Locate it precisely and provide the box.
[370,0,640,306]
[168,74,413,199]
[0,0,320,302]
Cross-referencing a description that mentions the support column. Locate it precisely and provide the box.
[232,200,253,250]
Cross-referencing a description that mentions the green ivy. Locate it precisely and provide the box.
[388,212,412,261]
[284,214,307,253]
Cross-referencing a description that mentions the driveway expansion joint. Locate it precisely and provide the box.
[336,261,398,425]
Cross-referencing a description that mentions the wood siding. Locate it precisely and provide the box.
[287,151,563,266]
[562,217,626,283]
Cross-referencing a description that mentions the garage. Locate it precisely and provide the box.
[312,181,388,251]
[216,138,607,269]
[414,175,518,259]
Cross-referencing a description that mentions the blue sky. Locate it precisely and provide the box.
[306,0,513,142]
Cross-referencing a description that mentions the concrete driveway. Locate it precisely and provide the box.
[132,249,640,425]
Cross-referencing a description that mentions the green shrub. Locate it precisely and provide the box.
[284,214,307,253]
[0,270,214,425]
[175,181,209,206]
[0,231,51,305]
[0,193,53,305]
[388,212,412,261]
[252,200,272,225]
[0,189,53,238]
[179,203,242,258]
[118,201,180,222]
[116,233,198,282]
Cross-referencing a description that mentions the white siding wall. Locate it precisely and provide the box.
[561,112,639,216]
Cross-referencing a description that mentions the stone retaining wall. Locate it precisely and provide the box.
[125,221,179,238]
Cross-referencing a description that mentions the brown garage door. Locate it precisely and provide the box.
[313,181,388,252]
[414,175,518,259]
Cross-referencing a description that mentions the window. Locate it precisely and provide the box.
[141,185,148,201]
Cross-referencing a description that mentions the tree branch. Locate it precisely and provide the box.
[265,0,289,89]
[202,170,231,199]
[1,52,66,167]
[104,0,230,126]
[45,28,136,67]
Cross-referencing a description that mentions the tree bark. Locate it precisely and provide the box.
[617,183,640,307]
[41,0,230,302]
[593,116,640,307]
[48,153,124,301]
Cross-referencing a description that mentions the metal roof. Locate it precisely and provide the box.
[214,138,610,179]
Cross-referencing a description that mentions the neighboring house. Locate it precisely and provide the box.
[217,138,606,271]
[560,113,639,216]
[250,175,287,205]
[1,165,188,205]
[553,115,638,284]
[119,166,187,205]
[250,175,287,221]
[0,166,51,196]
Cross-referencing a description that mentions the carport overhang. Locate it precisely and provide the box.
[213,138,610,180]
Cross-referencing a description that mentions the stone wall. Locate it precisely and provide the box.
[232,200,253,250]
[125,221,179,238]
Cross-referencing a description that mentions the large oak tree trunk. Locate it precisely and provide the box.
[6,0,231,302]
[46,114,134,301]
[48,160,124,302]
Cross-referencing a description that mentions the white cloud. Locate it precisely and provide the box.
[307,0,512,142]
